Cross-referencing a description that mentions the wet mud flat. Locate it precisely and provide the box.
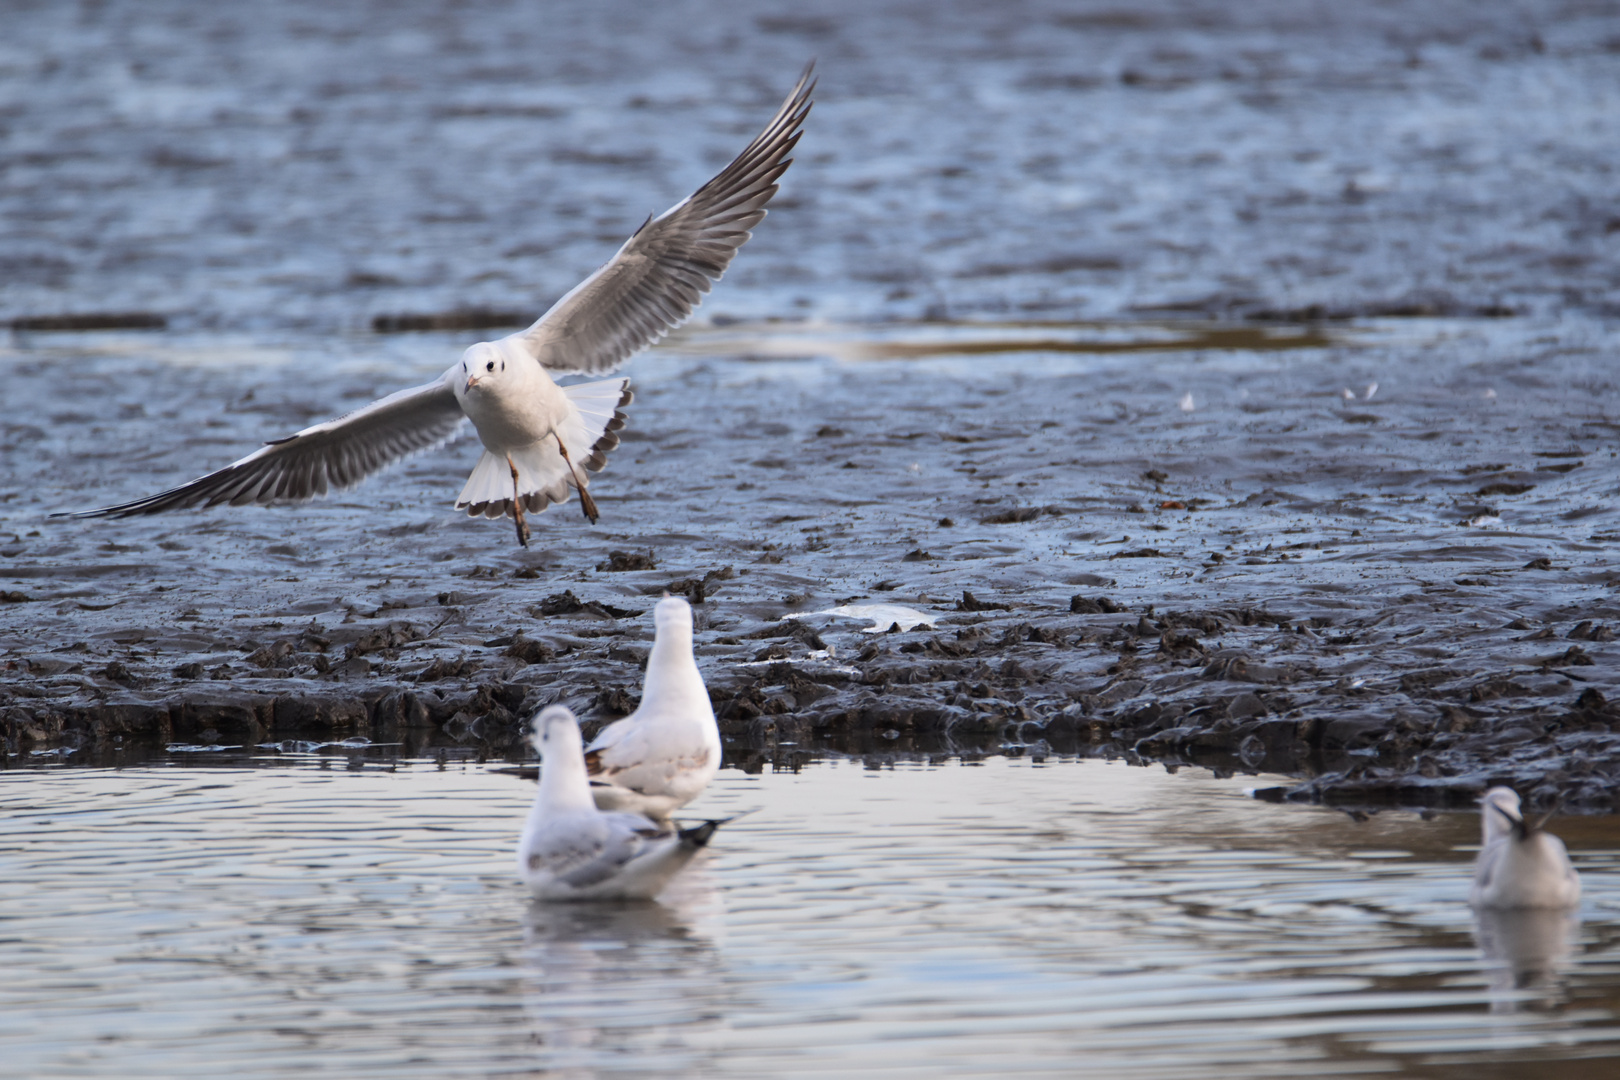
[5,0,1619,332]
[4,0,1620,807]
[2,316,1616,809]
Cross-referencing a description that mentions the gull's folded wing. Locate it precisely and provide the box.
[534,822,665,889]
[513,63,815,375]
[67,376,465,517]
[585,719,702,783]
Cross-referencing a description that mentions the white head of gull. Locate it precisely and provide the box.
[1470,786,1581,910]
[64,65,815,549]
[518,705,725,902]
[585,594,720,824]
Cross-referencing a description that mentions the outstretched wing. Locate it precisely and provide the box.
[67,375,465,517]
[512,63,815,375]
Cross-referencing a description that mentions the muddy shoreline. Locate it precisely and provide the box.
[5,0,1619,808]
[5,313,1616,811]
[5,577,1617,811]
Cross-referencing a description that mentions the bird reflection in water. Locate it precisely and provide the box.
[518,866,727,1073]
[1473,905,1581,1013]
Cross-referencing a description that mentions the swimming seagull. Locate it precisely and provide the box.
[518,705,729,901]
[1470,786,1581,909]
[63,65,816,547]
[585,594,720,823]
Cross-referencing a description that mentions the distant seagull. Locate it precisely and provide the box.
[585,594,720,823]
[1470,787,1581,909]
[65,66,815,547]
[518,705,729,901]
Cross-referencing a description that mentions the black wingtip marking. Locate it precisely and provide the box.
[678,819,724,848]
[1526,795,1564,838]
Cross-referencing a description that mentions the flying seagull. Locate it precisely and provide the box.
[65,65,815,546]
[518,705,730,901]
[1470,786,1581,909]
[585,594,721,823]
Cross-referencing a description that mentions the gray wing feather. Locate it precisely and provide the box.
[544,835,638,888]
[513,64,815,375]
[535,815,671,888]
[69,375,465,517]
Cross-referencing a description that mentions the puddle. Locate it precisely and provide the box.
[661,319,1340,362]
[2,754,1619,1078]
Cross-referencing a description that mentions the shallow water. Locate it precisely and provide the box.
[3,753,1620,1078]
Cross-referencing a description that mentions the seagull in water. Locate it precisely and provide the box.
[1470,786,1581,909]
[65,66,815,547]
[518,705,728,901]
[585,594,720,823]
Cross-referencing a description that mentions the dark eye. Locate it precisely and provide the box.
[500,361,505,370]
[486,361,495,372]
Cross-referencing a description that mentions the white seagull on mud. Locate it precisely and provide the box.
[518,705,729,901]
[65,66,815,547]
[1470,786,1581,910]
[585,594,721,824]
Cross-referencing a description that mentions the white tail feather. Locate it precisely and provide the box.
[457,450,516,511]
[454,377,629,518]
[559,378,630,460]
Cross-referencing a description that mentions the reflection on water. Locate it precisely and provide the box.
[662,319,1339,362]
[1475,907,1580,1014]
[2,755,1619,1078]
[519,872,728,1077]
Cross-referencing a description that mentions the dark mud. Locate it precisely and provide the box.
[3,1,1619,807]
[3,315,1617,809]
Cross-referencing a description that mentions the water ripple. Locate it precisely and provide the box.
[2,757,1618,1077]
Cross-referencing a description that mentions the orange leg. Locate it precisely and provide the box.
[554,438,599,524]
[506,453,531,547]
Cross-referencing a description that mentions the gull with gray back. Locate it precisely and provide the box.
[1470,786,1581,910]
[586,594,721,824]
[518,705,727,901]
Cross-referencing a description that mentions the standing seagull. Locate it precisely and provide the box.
[1470,787,1581,909]
[65,66,815,547]
[585,594,720,824]
[518,705,727,901]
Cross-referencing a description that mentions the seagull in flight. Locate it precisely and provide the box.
[585,594,721,823]
[65,66,815,546]
[518,705,730,901]
[1470,786,1581,909]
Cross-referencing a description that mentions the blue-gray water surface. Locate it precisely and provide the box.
[4,0,1618,329]
[3,753,1620,1078]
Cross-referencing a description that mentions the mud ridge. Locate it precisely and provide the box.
[7,590,1617,811]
